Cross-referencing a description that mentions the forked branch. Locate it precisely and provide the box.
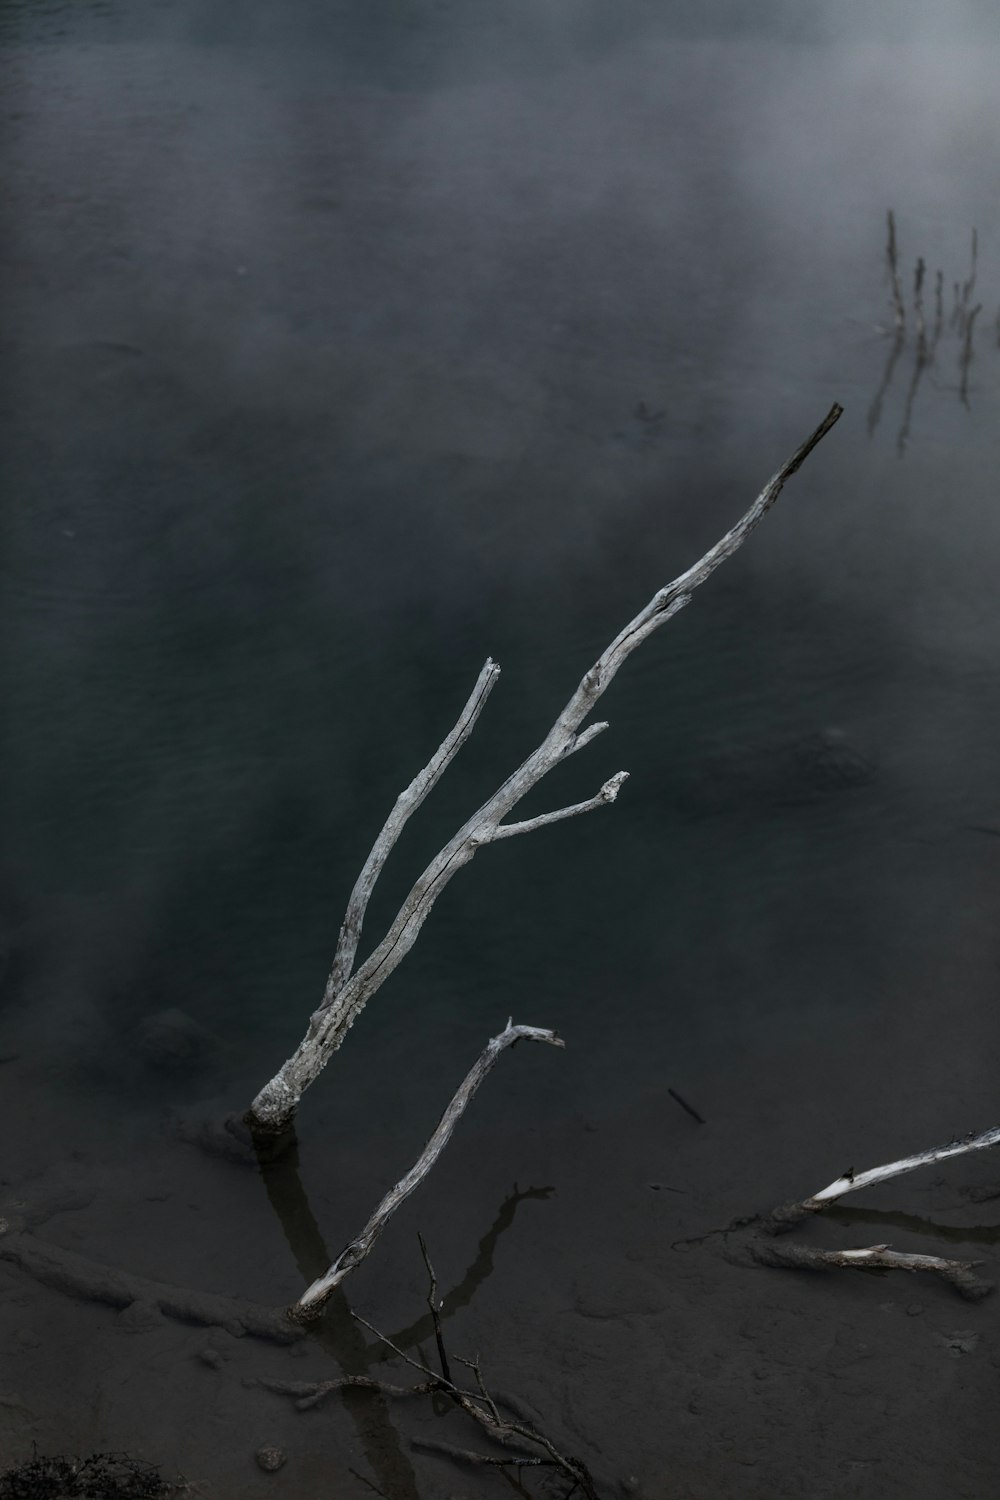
[248,404,843,1133]
[326,657,501,998]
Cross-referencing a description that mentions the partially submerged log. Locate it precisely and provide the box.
[767,1124,1000,1232]
[750,1238,993,1302]
[0,1210,303,1343]
[759,1125,1000,1301]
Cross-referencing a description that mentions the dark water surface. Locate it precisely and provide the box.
[3,2,1000,1495]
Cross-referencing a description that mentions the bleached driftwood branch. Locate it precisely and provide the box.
[750,1237,993,1300]
[248,403,843,1133]
[325,657,501,999]
[758,1125,1000,1302]
[769,1123,1000,1229]
[289,1021,563,1321]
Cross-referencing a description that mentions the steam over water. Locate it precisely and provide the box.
[2,4,1000,1490]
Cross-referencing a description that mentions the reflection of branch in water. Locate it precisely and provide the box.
[959,226,978,332]
[257,1133,553,1349]
[894,257,930,456]
[931,269,944,356]
[867,329,904,437]
[885,209,906,330]
[896,333,930,457]
[386,1184,554,1353]
[912,257,926,346]
[960,302,982,408]
[255,1139,422,1500]
[872,215,993,444]
[828,1204,1000,1245]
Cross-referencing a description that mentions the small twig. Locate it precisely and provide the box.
[417,1232,451,1385]
[352,1314,452,1387]
[488,773,629,841]
[667,1087,705,1125]
[455,1352,502,1428]
[348,1466,393,1500]
[290,1022,563,1320]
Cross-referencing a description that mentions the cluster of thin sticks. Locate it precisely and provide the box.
[871,209,994,450]
[265,1236,598,1499]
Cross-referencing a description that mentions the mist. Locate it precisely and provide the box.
[3,4,1000,1494]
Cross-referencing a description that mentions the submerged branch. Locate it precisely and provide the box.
[750,1238,993,1301]
[765,1124,1000,1236]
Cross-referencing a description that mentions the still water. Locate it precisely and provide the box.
[2,1,1000,1489]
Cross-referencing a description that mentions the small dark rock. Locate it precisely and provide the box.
[198,1349,223,1369]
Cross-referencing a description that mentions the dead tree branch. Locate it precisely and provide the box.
[768,1123,1000,1230]
[289,1022,564,1321]
[886,209,906,331]
[750,1238,993,1301]
[758,1125,1000,1301]
[248,404,843,1134]
[326,658,501,1000]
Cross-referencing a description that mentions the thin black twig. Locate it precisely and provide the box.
[417,1231,452,1386]
[667,1088,706,1125]
[886,209,906,330]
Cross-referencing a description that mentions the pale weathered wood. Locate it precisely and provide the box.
[248,404,843,1132]
[798,1124,1000,1212]
[325,657,501,1000]
[751,1237,993,1301]
[289,1021,563,1319]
